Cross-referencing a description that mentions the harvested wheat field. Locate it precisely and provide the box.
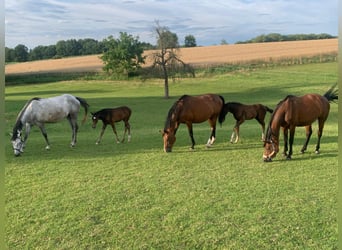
[5,39,337,75]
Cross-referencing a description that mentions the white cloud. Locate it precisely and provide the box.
[5,0,338,48]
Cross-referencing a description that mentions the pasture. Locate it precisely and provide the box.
[5,62,338,249]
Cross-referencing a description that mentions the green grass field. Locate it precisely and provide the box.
[5,62,338,249]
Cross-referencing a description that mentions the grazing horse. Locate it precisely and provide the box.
[263,85,338,162]
[11,94,89,156]
[219,102,273,143]
[91,106,132,144]
[162,94,225,152]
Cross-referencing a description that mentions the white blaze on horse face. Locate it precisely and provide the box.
[163,131,175,152]
[92,116,98,128]
[263,141,277,161]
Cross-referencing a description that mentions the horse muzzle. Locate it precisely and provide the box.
[263,150,276,162]
[263,155,272,162]
[12,139,24,156]
[14,150,22,157]
[164,147,172,153]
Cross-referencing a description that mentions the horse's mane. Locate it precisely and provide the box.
[225,102,242,111]
[11,97,41,140]
[164,95,188,130]
[265,95,294,140]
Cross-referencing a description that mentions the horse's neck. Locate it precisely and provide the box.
[165,102,182,132]
[269,110,284,142]
[166,116,179,133]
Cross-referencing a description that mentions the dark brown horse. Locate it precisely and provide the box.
[263,85,338,162]
[91,106,132,144]
[162,94,225,152]
[219,102,273,143]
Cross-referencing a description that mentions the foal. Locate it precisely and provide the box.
[91,106,132,144]
[220,102,273,143]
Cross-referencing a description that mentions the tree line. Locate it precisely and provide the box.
[236,33,336,44]
[5,38,155,63]
[5,35,197,63]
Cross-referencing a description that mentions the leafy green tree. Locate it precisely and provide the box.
[184,35,197,47]
[78,38,102,55]
[5,47,15,62]
[101,32,145,77]
[14,44,29,62]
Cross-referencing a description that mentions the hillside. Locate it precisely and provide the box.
[5,39,338,75]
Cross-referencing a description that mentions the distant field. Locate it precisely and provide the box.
[5,39,338,75]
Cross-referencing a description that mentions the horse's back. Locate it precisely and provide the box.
[97,106,131,122]
[179,94,223,123]
[285,94,330,125]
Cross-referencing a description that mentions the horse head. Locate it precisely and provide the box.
[263,138,279,162]
[161,129,176,153]
[91,112,99,128]
[11,130,24,156]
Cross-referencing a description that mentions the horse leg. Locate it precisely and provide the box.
[124,121,131,143]
[111,123,120,143]
[206,120,216,147]
[282,127,288,157]
[301,125,312,153]
[67,116,78,147]
[256,117,266,141]
[126,121,131,142]
[186,123,195,150]
[230,129,235,143]
[315,120,325,154]
[96,124,107,144]
[231,120,243,143]
[37,124,50,150]
[287,127,296,160]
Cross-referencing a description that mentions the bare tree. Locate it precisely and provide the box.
[151,21,194,98]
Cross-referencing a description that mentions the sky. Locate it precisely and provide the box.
[5,0,338,49]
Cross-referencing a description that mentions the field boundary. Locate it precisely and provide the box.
[5,39,338,76]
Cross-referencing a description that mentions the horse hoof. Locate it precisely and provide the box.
[45,146,50,150]
[315,150,320,154]
[286,156,291,160]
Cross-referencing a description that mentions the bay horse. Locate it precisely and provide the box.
[11,94,89,156]
[219,102,273,143]
[91,106,132,144]
[263,85,338,162]
[162,94,225,152]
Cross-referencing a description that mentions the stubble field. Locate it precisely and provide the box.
[5,38,338,75]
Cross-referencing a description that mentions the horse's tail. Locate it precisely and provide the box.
[323,83,338,103]
[265,106,273,113]
[218,95,228,126]
[76,96,90,124]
